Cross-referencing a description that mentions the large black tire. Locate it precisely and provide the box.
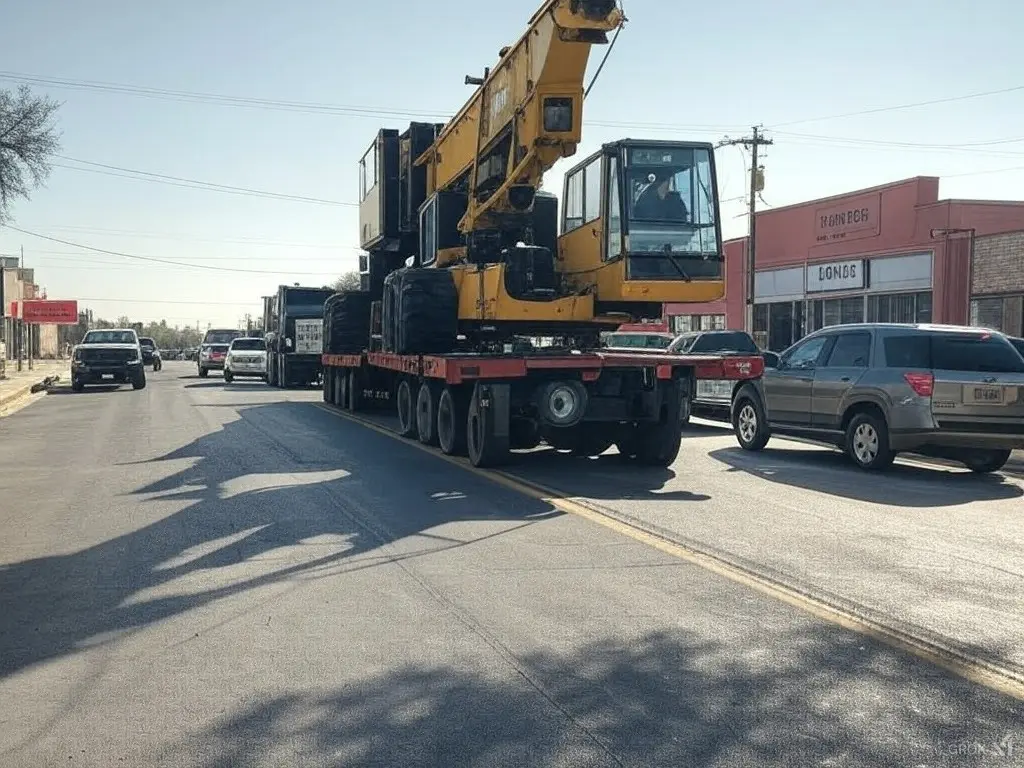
[467,383,511,468]
[391,268,458,355]
[381,270,402,353]
[844,411,895,471]
[962,449,1011,474]
[416,381,442,446]
[71,378,84,392]
[132,372,147,391]
[347,369,363,412]
[326,291,373,354]
[396,378,418,438]
[323,369,333,403]
[437,387,468,456]
[198,367,208,378]
[224,370,234,384]
[624,380,685,467]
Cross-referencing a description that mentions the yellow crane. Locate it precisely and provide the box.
[357,0,725,353]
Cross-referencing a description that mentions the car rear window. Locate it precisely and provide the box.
[883,332,1024,372]
[683,331,760,355]
[204,330,243,345]
[231,338,266,351]
[82,330,136,344]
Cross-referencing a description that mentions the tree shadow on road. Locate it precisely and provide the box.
[709,446,1023,507]
[0,401,561,684]
[157,625,1022,768]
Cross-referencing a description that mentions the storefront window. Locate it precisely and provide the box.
[670,313,726,333]
[866,291,932,324]
[970,295,1024,336]
[809,296,865,332]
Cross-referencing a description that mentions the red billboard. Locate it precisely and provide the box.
[9,299,79,324]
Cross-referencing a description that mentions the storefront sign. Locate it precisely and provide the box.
[9,299,79,324]
[814,193,881,243]
[806,259,865,293]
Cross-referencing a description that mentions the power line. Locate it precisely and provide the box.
[13,224,357,249]
[0,70,743,133]
[54,155,354,206]
[3,226,343,276]
[768,84,1024,128]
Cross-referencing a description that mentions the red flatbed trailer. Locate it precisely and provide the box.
[321,348,763,468]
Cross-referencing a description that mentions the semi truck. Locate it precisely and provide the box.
[318,0,764,468]
[263,285,334,388]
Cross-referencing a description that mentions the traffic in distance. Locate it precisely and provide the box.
[99,310,1024,476]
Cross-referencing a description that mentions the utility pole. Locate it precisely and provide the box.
[717,126,773,334]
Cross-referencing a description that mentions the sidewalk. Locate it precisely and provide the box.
[0,360,69,409]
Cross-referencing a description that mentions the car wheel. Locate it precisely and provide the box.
[223,370,234,383]
[198,367,208,378]
[962,449,1011,474]
[132,374,147,391]
[844,411,894,471]
[732,392,770,451]
[71,378,84,392]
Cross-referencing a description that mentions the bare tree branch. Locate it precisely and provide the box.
[0,85,62,224]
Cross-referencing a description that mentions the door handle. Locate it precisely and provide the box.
[840,377,851,382]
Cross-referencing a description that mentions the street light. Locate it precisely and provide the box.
[930,227,976,325]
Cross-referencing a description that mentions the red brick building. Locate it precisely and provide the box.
[667,176,1024,351]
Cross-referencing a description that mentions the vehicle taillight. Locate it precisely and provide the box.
[904,372,934,397]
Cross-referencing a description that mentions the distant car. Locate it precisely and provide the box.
[730,323,1024,473]
[223,337,268,383]
[198,328,244,377]
[138,337,162,371]
[601,331,675,350]
[72,328,146,392]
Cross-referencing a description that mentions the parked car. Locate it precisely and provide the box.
[223,337,268,383]
[666,330,777,422]
[730,323,1024,473]
[71,328,146,392]
[197,329,245,378]
[138,337,162,371]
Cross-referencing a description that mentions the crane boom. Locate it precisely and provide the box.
[417,0,623,234]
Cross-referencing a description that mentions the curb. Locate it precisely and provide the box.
[0,371,64,410]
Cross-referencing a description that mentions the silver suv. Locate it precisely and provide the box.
[730,323,1024,473]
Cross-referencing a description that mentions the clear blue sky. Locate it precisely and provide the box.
[2,0,1022,327]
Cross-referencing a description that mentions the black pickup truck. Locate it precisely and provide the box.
[71,328,147,392]
[138,336,163,371]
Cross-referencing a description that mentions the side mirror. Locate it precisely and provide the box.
[762,351,780,369]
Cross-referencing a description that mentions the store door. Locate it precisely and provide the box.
[768,302,794,352]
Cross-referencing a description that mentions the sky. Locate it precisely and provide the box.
[2,0,1023,328]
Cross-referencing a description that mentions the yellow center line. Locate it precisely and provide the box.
[312,401,1024,701]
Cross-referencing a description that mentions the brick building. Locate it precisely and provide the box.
[970,230,1024,338]
[667,177,1024,351]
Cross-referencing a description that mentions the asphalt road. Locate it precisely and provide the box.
[1,361,1021,767]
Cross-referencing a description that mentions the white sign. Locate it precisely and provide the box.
[294,319,323,355]
[806,259,865,293]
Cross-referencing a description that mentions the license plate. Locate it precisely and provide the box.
[965,385,1004,405]
[697,380,732,399]
[102,374,114,380]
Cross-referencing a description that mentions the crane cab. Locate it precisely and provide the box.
[558,139,726,319]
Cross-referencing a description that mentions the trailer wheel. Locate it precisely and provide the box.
[338,369,348,408]
[323,369,333,403]
[467,382,511,468]
[437,387,468,456]
[509,418,542,451]
[347,369,363,412]
[633,381,686,467]
[396,378,418,438]
[416,381,442,446]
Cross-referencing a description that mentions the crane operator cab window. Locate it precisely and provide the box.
[624,145,722,281]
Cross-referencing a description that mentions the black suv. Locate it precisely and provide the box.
[71,329,146,392]
[138,337,163,371]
